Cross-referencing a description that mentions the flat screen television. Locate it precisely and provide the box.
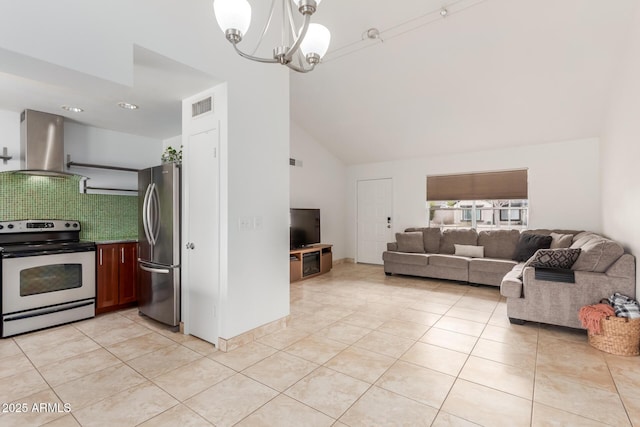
[290,208,321,249]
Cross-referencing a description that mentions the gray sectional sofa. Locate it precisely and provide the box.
[382,228,636,329]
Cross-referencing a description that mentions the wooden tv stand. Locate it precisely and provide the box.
[290,244,332,282]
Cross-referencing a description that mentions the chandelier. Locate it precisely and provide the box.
[213,0,331,73]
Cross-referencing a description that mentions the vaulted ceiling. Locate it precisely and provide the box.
[291,0,639,164]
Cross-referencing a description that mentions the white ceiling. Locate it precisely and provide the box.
[0,45,218,140]
[0,0,637,161]
[291,0,639,164]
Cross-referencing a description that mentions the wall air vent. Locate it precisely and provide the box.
[192,97,213,117]
[289,158,303,167]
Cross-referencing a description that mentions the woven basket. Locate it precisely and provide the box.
[588,316,640,356]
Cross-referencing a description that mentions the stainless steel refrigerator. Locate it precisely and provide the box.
[138,163,181,326]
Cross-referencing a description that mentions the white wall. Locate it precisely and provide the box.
[225,71,289,339]
[65,122,162,195]
[0,0,290,341]
[346,137,601,259]
[601,3,640,295]
[162,135,182,152]
[290,122,347,260]
[0,110,20,173]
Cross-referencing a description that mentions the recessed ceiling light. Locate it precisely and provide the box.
[117,102,139,110]
[61,105,84,113]
[440,7,449,17]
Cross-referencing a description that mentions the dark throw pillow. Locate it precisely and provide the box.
[512,234,553,262]
[524,248,582,269]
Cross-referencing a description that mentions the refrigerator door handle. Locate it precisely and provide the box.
[142,183,153,245]
[139,264,170,274]
[146,183,157,245]
[150,183,161,244]
[137,258,180,269]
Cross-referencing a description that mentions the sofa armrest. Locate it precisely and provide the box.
[387,242,398,251]
[500,267,525,298]
[605,253,635,280]
[513,267,634,329]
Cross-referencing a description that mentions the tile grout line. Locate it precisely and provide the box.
[428,284,495,426]
[9,336,80,425]
[602,353,635,426]
[5,265,634,426]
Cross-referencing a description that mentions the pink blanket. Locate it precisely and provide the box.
[579,303,615,334]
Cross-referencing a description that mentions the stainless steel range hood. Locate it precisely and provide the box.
[19,109,73,177]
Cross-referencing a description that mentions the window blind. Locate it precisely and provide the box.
[426,169,528,200]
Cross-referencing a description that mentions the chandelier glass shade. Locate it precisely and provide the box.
[213,0,331,73]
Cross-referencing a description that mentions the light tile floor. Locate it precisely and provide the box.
[1,263,638,426]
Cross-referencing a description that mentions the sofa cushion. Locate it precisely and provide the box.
[429,254,469,269]
[396,232,425,253]
[406,227,441,253]
[439,229,478,254]
[469,258,518,274]
[478,229,521,259]
[553,229,582,235]
[572,238,625,273]
[454,244,484,258]
[512,234,552,262]
[570,231,604,248]
[382,251,429,266]
[522,248,581,273]
[570,232,600,248]
[523,229,552,236]
[387,242,398,251]
[572,230,595,240]
[550,232,573,249]
[423,228,441,254]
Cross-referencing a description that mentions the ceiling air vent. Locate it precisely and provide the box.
[192,97,213,117]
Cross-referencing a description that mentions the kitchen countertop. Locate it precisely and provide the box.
[93,239,138,244]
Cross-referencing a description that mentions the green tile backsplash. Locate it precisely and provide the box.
[0,173,137,241]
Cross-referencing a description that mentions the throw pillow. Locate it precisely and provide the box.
[524,248,581,269]
[395,232,425,253]
[454,244,484,258]
[550,232,573,249]
[518,248,581,278]
[512,234,553,262]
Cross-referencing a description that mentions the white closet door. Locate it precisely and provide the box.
[183,128,219,344]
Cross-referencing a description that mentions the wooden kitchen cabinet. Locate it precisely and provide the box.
[96,242,138,314]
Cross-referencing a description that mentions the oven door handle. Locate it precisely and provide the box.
[3,300,94,322]
[139,264,170,274]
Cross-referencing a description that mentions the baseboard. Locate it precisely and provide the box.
[217,315,290,352]
[333,257,355,265]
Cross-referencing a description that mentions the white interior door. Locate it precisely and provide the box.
[183,128,219,344]
[357,178,393,264]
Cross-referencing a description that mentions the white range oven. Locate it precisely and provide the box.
[0,219,96,337]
